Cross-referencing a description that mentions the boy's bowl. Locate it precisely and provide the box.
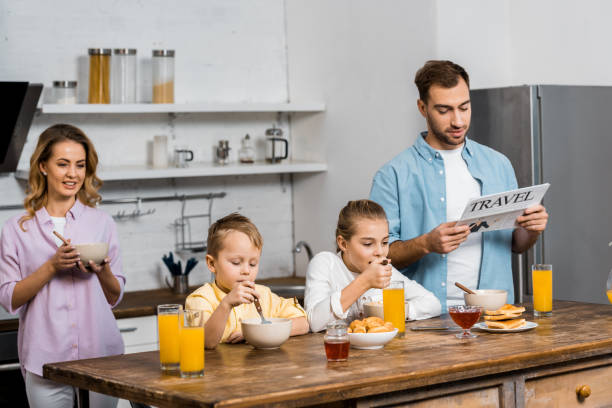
[75,242,109,266]
[464,289,508,311]
[241,318,292,349]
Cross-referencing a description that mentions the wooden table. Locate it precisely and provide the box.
[43,301,612,407]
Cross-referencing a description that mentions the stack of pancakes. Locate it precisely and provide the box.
[484,304,526,329]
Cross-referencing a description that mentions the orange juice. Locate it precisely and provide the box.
[383,287,405,334]
[607,289,612,304]
[158,313,180,368]
[532,268,553,315]
[179,327,204,377]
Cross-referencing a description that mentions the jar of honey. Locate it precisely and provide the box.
[324,321,349,362]
[88,48,111,104]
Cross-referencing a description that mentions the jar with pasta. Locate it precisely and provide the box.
[88,48,111,104]
[152,49,175,103]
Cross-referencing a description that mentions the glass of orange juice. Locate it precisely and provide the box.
[180,309,205,378]
[532,264,553,317]
[383,281,405,336]
[157,304,182,371]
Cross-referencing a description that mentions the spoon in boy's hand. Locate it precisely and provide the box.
[253,295,271,324]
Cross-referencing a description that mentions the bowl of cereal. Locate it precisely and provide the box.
[347,317,398,349]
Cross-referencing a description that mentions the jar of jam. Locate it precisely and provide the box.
[324,320,349,362]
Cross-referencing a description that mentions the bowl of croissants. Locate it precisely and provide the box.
[347,317,398,349]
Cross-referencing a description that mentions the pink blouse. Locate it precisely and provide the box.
[0,200,125,376]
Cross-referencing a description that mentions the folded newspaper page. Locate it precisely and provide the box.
[456,183,550,233]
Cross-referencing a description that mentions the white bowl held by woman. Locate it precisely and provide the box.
[75,242,109,265]
[240,318,292,349]
[464,289,508,311]
[348,328,398,350]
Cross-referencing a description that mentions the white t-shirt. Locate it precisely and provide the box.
[50,216,66,247]
[437,146,482,307]
[304,251,442,332]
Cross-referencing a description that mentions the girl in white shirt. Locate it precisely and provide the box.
[305,200,441,332]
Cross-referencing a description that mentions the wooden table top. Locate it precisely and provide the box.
[43,301,612,408]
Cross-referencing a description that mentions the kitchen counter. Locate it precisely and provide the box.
[43,301,612,407]
[0,277,305,332]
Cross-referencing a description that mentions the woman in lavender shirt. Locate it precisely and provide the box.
[0,124,125,408]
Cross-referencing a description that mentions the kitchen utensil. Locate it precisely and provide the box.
[152,49,175,103]
[184,258,198,275]
[410,326,451,331]
[265,124,288,163]
[464,289,507,311]
[216,140,230,165]
[238,134,255,163]
[253,296,271,324]
[162,252,181,276]
[52,230,70,246]
[324,321,349,361]
[448,305,482,339]
[241,318,292,349]
[348,328,398,350]
[153,135,169,168]
[455,282,476,295]
[174,146,194,168]
[74,243,109,266]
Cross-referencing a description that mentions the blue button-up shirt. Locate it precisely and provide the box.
[370,132,518,310]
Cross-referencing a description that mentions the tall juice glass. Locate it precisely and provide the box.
[532,264,553,316]
[157,304,182,371]
[383,281,405,335]
[180,309,204,378]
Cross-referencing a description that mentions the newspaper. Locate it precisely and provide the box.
[456,183,550,233]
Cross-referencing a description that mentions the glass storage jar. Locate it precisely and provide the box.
[51,81,77,104]
[88,48,111,104]
[324,320,349,362]
[111,48,137,104]
[152,49,175,103]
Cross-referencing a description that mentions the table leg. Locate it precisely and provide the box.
[77,388,89,408]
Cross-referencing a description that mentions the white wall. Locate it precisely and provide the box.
[286,0,437,275]
[436,0,612,88]
[0,0,296,296]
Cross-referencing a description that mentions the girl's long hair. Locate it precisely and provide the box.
[19,124,102,231]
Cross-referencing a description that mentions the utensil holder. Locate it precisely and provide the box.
[166,275,189,294]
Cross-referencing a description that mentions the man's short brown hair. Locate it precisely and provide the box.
[414,60,470,102]
[206,213,263,257]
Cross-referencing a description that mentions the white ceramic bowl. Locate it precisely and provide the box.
[75,243,109,266]
[464,289,508,311]
[348,328,398,350]
[241,318,292,349]
[363,301,410,320]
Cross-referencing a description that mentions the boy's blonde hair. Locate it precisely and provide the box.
[207,213,263,257]
[336,200,388,252]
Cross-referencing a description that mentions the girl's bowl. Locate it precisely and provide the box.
[348,328,398,349]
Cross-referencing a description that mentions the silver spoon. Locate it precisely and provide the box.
[253,296,271,324]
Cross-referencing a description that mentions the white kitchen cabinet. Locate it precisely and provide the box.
[117,315,158,354]
[117,315,158,408]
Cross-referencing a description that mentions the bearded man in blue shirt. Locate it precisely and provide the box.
[370,60,549,310]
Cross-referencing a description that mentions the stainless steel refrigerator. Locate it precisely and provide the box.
[469,85,612,305]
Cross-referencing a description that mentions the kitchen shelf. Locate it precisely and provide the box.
[40,102,326,114]
[14,160,327,181]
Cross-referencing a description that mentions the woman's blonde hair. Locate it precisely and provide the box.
[336,199,388,252]
[19,124,102,231]
[206,213,263,258]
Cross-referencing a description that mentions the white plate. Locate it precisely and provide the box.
[348,328,398,349]
[473,321,538,333]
